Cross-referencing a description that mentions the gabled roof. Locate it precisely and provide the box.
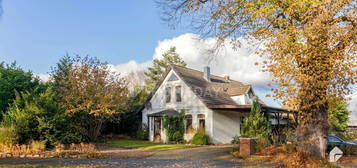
[140,65,253,111]
[171,65,251,108]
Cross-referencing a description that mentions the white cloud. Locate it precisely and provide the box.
[112,33,276,104]
[111,33,270,86]
[108,60,151,76]
[152,33,271,86]
[35,74,50,82]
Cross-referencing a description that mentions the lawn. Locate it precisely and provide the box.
[101,139,199,150]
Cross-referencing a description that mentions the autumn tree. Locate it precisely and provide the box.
[145,47,186,90]
[158,0,356,158]
[57,56,128,141]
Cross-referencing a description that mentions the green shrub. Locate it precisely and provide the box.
[162,110,185,143]
[192,132,209,145]
[231,135,240,144]
[3,88,83,146]
[231,136,240,152]
[0,127,17,143]
[172,131,184,142]
[57,132,83,144]
[241,98,271,139]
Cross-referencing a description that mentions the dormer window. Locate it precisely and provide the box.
[175,85,182,102]
[168,74,178,81]
[166,87,171,103]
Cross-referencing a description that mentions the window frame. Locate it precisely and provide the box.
[165,87,171,103]
[168,74,178,81]
[185,114,193,134]
[175,85,182,102]
[197,114,205,131]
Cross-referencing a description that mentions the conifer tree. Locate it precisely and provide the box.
[241,98,271,139]
[145,47,186,90]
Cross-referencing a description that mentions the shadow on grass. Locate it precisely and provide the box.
[100,139,199,150]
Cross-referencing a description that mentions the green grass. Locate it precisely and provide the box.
[143,144,198,150]
[101,139,199,151]
[102,139,160,148]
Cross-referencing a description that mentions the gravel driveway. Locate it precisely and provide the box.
[0,158,281,168]
[0,145,281,168]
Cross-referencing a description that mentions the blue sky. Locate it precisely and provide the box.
[0,0,190,74]
[0,1,356,113]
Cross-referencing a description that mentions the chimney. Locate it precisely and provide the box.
[204,66,211,82]
[223,75,230,81]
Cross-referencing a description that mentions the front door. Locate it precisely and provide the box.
[153,117,161,142]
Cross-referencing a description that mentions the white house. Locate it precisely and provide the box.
[139,65,292,144]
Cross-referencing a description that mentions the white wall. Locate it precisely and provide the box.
[211,110,248,144]
[142,70,213,142]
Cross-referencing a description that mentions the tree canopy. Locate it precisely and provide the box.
[328,100,350,133]
[57,56,128,140]
[0,62,43,120]
[1,55,131,145]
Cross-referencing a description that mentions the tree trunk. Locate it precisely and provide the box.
[296,105,329,159]
[87,115,104,141]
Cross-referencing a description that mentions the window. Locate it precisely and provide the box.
[240,117,245,134]
[198,114,205,132]
[165,87,171,103]
[199,119,205,131]
[168,74,178,81]
[175,85,182,102]
[185,115,193,134]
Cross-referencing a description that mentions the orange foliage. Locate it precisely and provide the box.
[158,0,356,158]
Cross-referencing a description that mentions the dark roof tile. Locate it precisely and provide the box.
[171,65,250,108]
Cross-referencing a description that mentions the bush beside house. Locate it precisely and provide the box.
[192,133,209,145]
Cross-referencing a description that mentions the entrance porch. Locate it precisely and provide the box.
[147,109,179,143]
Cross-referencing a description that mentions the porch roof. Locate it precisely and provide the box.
[147,109,179,117]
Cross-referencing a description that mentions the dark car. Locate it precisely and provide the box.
[328,135,356,146]
[327,135,357,155]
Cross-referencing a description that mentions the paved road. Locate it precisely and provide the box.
[0,145,281,168]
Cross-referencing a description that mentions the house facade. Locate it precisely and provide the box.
[140,65,291,144]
